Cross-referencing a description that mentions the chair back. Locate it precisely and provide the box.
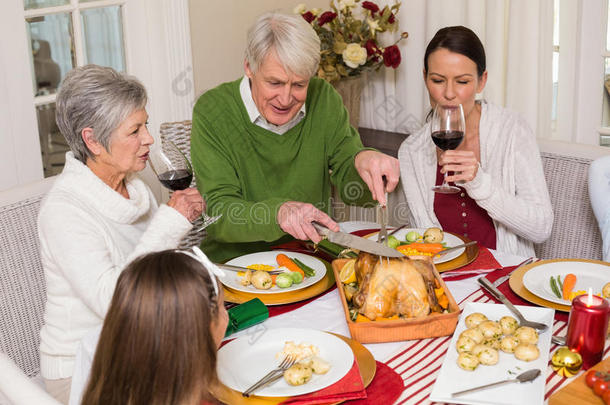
[0,176,55,377]
[159,120,206,248]
[534,139,608,260]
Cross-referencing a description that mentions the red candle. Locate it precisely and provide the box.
[566,292,610,370]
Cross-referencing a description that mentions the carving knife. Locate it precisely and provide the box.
[312,222,404,258]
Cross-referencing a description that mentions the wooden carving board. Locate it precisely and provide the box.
[549,357,610,405]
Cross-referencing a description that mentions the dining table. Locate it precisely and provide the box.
[223,221,610,405]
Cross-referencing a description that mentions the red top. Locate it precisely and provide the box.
[433,165,497,249]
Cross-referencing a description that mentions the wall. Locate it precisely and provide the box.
[188,0,329,100]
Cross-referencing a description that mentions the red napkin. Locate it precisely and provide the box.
[482,265,568,323]
[347,361,404,405]
[278,359,367,405]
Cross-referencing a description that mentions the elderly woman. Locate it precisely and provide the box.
[398,26,553,256]
[37,65,203,404]
[191,12,400,262]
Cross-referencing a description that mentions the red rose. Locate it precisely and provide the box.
[388,12,396,24]
[302,11,315,23]
[317,11,337,26]
[383,45,401,68]
[362,1,380,15]
[365,39,380,56]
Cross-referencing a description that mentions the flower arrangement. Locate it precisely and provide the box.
[294,0,408,82]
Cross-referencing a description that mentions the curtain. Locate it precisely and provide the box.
[360,0,555,140]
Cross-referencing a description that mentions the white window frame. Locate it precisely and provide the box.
[0,0,195,196]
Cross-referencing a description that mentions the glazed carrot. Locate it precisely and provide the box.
[276,254,305,277]
[270,274,277,285]
[397,243,444,254]
[562,273,577,300]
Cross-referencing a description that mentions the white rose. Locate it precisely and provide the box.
[342,43,367,68]
[293,3,307,14]
[338,0,356,11]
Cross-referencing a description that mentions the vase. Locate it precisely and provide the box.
[332,75,365,129]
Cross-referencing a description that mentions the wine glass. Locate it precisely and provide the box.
[431,104,465,194]
[148,141,221,230]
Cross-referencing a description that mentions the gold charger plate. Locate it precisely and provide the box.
[509,258,610,312]
[223,260,335,305]
[210,332,377,405]
[363,231,479,273]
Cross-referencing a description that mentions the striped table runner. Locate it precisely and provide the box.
[385,288,610,405]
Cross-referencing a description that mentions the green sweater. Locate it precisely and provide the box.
[191,77,373,262]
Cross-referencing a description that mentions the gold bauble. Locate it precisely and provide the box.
[551,347,583,377]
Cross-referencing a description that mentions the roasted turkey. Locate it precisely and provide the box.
[352,253,441,320]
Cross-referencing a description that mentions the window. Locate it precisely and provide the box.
[24,0,127,177]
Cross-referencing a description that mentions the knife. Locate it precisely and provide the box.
[312,223,404,258]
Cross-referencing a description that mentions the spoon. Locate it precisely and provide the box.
[432,241,477,257]
[452,369,541,396]
[478,277,549,332]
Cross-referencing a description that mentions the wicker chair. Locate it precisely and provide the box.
[159,120,207,249]
[534,139,608,260]
[0,176,57,404]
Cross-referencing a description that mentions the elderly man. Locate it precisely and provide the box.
[192,11,399,262]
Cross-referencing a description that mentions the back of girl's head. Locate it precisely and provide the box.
[81,250,220,405]
[424,26,486,77]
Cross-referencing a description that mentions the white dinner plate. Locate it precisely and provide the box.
[366,228,465,264]
[220,250,326,294]
[522,261,610,305]
[429,302,554,405]
[216,327,354,397]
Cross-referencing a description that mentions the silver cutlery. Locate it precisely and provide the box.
[312,222,404,258]
[491,257,535,288]
[377,193,389,244]
[242,355,297,397]
[432,241,477,257]
[478,277,549,332]
[216,263,284,275]
[552,335,566,346]
[452,369,541,397]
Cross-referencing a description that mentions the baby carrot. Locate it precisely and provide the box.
[397,243,444,254]
[562,273,577,300]
[276,254,305,277]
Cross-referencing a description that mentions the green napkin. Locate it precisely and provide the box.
[224,298,269,337]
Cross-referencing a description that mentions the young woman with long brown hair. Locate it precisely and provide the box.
[77,248,228,405]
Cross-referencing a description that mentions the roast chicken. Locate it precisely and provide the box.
[352,253,441,320]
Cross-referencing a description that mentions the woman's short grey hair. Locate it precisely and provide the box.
[55,65,147,163]
[246,12,320,78]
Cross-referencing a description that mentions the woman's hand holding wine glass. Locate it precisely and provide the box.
[431,104,466,194]
[438,149,479,183]
[148,141,220,229]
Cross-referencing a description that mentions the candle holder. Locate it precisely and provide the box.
[566,293,610,370]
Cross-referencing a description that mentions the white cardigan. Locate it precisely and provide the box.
[37,152,193,379]
[398,101,553,257]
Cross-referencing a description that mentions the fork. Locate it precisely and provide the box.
[242,355,297,397]
[491,257,535,288]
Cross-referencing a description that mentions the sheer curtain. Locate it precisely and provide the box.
[360,0,554,140]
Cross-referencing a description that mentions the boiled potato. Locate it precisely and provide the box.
[477,346,499,365]
[460,328,484,344]
[284,363,313,386]
[465,312,488,329]
[456,336,477,353]
[514,343,540,362]
[514,326,538,345]
[457,352,479,371]
[500,335,520,353]
[308,356,331,374]
[603,282,610,299]
[499,316,519,336]
[240,270,252,286]
[477,320,503,340]
[251,270,273,290]
[423,227,444,243]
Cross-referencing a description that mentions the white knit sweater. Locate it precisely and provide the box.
[398,101,553,257]
[37,152,193,379]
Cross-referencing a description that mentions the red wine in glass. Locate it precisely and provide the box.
[157,169,193,191]
[431,104,465,194]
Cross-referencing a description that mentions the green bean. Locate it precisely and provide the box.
[550,276,562,299]
[292,257,316,277]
